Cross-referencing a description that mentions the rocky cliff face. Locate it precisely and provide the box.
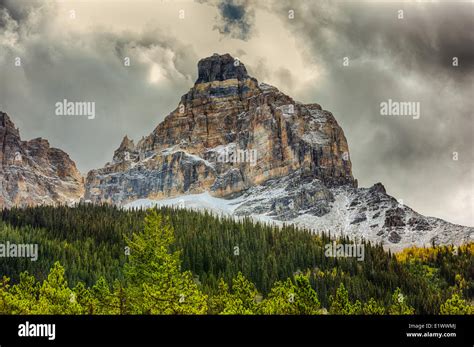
[0,112,84,207]
[85,53,355,204]
[85,53,473,250]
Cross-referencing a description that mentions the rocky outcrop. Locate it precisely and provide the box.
[85,53,355,204]
[76,53,473,251]
[0,112,84,207]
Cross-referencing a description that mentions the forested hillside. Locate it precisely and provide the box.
[0,205,472,314]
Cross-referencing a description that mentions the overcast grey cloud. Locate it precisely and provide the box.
[260,0,474,226]
[0,0,199,173]
[0,0,472,227]
[207,0,255,40]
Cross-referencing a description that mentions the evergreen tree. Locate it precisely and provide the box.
[208,278,232,314]
[261,274,321,314]
[388,288,415,315]
[362,298,385,315]
[91,277,116,314]
[0,204,472,315]
[329,283,362,315]
[440,293,473,315]
[220,272,258,314]
[2,272,38,314]
[124,210,207,314]
[36,262,82,314]
[0,276,10,313]
[73,281,93,314]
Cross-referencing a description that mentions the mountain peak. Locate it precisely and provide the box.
[0,113,84,208]
[370,182,386,195]
[87,54,355,205]
[195,53,250,84]
[0,111,20,137]
[119,135,134,149]
[1,111,12,126]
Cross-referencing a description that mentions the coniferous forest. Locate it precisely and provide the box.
[0,204,472,315]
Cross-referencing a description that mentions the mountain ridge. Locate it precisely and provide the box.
[0,54,472,250]
[0,112,84,207]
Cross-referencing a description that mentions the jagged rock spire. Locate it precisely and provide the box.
[195,53,250,84]
[118,135,135,150]
[112,135,136,163]
[0,111,20,138]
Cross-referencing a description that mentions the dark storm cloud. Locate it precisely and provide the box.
[264,1,474,74]
[210,0,255,41]
[0,0,53,34]
[0,0,37,24]
[262,0,473,225]
[0,1,199,173]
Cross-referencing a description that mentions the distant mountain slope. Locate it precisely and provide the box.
[0,112,84,207]
[124,179,473,252]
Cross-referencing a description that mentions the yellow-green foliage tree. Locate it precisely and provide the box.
[440,293,473,315]
[1,272,38,314]
[217,272,259,314]
[1,262,82,314]
[124,210,207,314]
[329,283,362,315]
[36,262,82,314]
[261,274,321,314]
[208,278,232,314]
[73,281,93,314]
[362,298,385,315]
[0,276,10,313]
[89,277,118,314]
[388,288,415,315]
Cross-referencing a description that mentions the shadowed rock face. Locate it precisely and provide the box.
[0,112,84,207]
[84,54,356,204]
[196,53,250,83]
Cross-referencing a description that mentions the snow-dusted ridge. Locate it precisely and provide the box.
[124,175,474,252]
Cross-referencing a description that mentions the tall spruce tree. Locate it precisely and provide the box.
[123,210,207,314]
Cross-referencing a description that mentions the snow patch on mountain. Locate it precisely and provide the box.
[124,177,474,252]
[125,192,244,215]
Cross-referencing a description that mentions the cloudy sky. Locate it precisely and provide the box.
[0,0,472,226]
